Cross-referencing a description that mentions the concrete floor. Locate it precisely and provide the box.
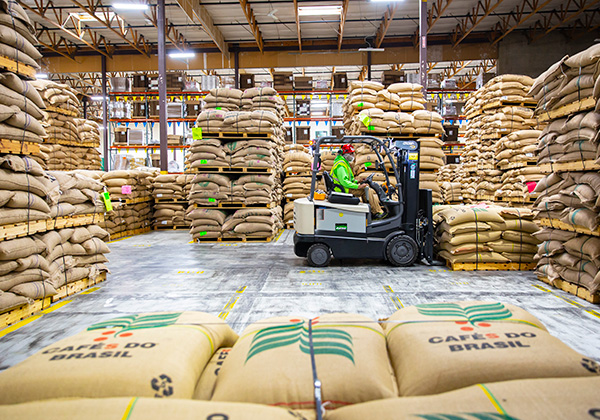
[1,230,600,370]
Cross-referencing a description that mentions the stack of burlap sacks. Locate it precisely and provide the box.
[188,207,283,241]
[39,143,102,171]
[100,170,154,237]
[459,75,537,200]
[494,129,543,203]
[437,164,463,204]
[151,174,194,228]
[434,205,540,266]
[0,303,598,418]
[282,145,313,225]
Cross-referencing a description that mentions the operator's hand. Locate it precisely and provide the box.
[357,183,366,189]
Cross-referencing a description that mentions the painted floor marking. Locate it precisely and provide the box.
[384,285,404,309]
[218,286,247,320]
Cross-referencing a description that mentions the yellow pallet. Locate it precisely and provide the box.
[192,202,277,209]
[537,276,600,304]
[0,219,48,242]
[194,230,282,243]
[536,97,595,122]
[0,55,36,78]
[47,213,105,230]
[152,224,189,230]
[482,99,537,111]
[111,197,153,205]
[538,159,600,174]
[0,273,107,328]
[45,139,100,148]
[537,218,600,237]
[446,260,536,271]
[185,166,274,174]
[45,106,79,117]
[0,139,40,156]
[108,227,152,241]
[201,132,275,139]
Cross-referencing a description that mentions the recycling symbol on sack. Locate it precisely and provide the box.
[581,358,600,374]
[151,374,174,397]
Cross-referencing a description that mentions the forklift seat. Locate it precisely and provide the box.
[322,171,360,205]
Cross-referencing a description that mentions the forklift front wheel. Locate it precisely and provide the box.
[307,243,332,267]
[386,235,419,267]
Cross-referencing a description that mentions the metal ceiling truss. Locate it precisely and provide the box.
[451,0,505,47]
[441,60,473,79]
[175,0,230,58]
[239,0,264,52]
[21,0,114,57]
[338,0,350,50]
[358,66,368,81]
[527,0,600,43]
[293,0,301,51]
[489,0,552,45]
[428,0,454,33]
[146,5,189,51]
[69,0,151,56]
[375,3,399,48]
[35,24,79,60]
[456,59,497,88]
[566,10,600,39]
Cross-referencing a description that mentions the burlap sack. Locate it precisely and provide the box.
[193,347,231,400]
[437,207,505,225]
[0,397,310,420]
[0,312,238,403]
[384,301,598,396]
[0,291,30,312]
[211,313,398,410]
[325,376,600,420]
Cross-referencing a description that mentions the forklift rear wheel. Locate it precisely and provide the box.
[307,243,332,267]
[386,235,419,267]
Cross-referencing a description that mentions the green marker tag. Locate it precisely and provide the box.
[199,231,207,236]
[101,191,113,212]
[215,107,222,110]
[357,102,364,108]
[208,198,216,203]
[359,113,371,127]
[367,125,375,131]
[192,127,203,140]
[365,162,372,167]
[200,159,208,164]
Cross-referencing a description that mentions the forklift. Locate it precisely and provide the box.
[293,135,434,267]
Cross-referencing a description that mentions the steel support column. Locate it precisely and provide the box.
[158,0,168,173]
[234,50,240,89]
[419,0,428,90]
[101,55,108,171]
[82,96,88,119]
[367,51,372,81]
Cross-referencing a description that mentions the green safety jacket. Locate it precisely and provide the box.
[331,155,358,193]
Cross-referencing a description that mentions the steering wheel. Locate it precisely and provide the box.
[362,174,389,202]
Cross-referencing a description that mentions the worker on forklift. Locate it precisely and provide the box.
[331,144,386,219]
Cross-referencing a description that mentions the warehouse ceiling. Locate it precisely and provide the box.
[20,0,599,90]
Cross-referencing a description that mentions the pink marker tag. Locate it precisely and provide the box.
[121,185,132,194]
[526,182,536,193]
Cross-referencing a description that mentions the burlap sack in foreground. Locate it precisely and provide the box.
[0,312,238,403]
[0,398,309,420]
[384,301,600,396]
[325,376,600,419]
[211,313,398,410]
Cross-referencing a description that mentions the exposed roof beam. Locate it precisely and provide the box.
[428,0,454,33]
[490,0,553,45]
[567,10,600,39]
[239,0,264,52]
[338,0,350,50]
[293,0,301,51]
[23,0,114,57]
[358,66,368,81]
[375,3,399,48]
[146,6,190,51]
[69,0,151,57]
[175,0,230,58]
[528,0,600,43]
[35,25,78,61]
[452,0,505,46]
[427,62,438,74]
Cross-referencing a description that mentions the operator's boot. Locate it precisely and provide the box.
[374,211,388,220]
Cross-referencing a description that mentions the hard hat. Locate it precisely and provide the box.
[341,144,355,154]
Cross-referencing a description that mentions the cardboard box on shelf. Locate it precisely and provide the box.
[332,126,345,139]
[128,129,144,145]
[382,70,406,86]
[285,126,293,144]
[167,135,183,145]
[167,102,182,118]
[111,77,130,92]
[273,72,294,91]
[114,126,128,144]
[201,75,219,91]
[184,80,200,92]
[333,73,347,89]
[443,125,459,143]
[148,100,159,118]
[167,72,185,91]
[296,126,311,143]
[294,76,313,90]
[186,102,202,118]
[314,79,329,90]
[132,74,147,91]
[131,101,147,118]
[240,74,255,89]
[295,99,311,117]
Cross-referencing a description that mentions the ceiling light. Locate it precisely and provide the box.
[371,0,404,2]
[298,6,342,16]
[358,47,385,52]
[36,73,48,79]
[91,96,107,101]
[169,52,196,58]
[112,3,149,10]
[70,11,115,21]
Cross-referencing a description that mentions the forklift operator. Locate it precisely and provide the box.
[331,144,386,219]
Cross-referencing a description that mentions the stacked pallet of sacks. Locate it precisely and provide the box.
[532,171,600,294]
[282,145,312,225]
[48,170,105,218]
[460,76,537,200]
[188,173,231,207]
[437,164,463,204]
[40,144,102,171]
[100,170,153,237]
[1,304,599,418]
[349,108,444,137]
[221,208,283,240]
[419,137,445,204]
[203,88,242,111]
[494,129,543,203]
[185,138,229,171]
[434,205,540,267]
[151,174,193,229]
[31,79,81,140]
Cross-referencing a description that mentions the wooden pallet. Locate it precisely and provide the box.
[0,139,41,156]
[192,202,277,209]
[194,234,277,243]
[45,106,79,117]
[482,99,537,111]
[153,198,188,204]
[536,97,595,122]
[47,213,105,230]
[475,194,497,201]
[0,273,107,328]
[537,218,600,237]
[539,160,600,173]
[111,197,153,205]
[499,160,537,170]
[537,276,600,304]
[445,260,536,271]
[185,166,274,174]
[45,139,100,148]
[153,224,189,230]
[285,223,295,230]
[108,227,152,241]
[0,55,36,78]
[497,195,538,204]
[0,219,48,242]
[201,132,274,139]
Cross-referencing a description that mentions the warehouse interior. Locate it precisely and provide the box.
[0,0,599,418]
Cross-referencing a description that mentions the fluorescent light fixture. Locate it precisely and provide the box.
[112,3,149,10]
[371,0,403,2]
[91,96,107,101]
[36,73,48,79]
[168,52,196,59]
[358,47,385,52]
[298,5,342,16]
[70,11,115,21]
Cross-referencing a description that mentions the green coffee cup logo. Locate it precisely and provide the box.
[416,302,512,326]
